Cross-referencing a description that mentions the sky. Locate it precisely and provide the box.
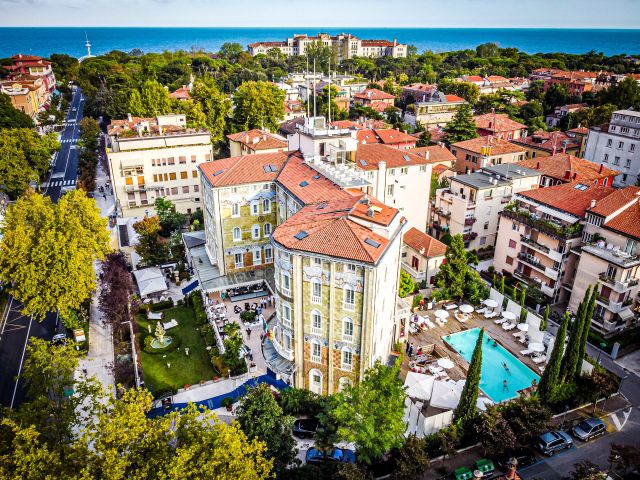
[1,0,639,28]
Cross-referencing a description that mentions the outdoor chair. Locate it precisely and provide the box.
[532,355,547,364]
[475,307,487,314]
[444,303,458,310]
[454,467,474,480]
[493,317,506,324]
[503,322,516,331]
[513,331,525,339]
[425,319,436,329]
[484,311,498,319]
[520,349,533,356]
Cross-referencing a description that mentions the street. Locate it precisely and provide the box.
[0,87,84,408]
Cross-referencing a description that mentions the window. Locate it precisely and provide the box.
[630,144,636,152]
[171,187,178,195]
[253,250,261,264]
[168,157,175,165]
[341,348,353,371]
[387,184,394,196]
[420,165,427,172]
[343,286,355,310]
[512,222,518,231]
[282,303,291,326]
[191,155,197,163]
[311,279,322,303]
[342,317,354,342]
[251,201,259,215]
[262,198,271,213]
[194,184,200,192]
[614,156,620,165]
[192,170,198,178]
[313,258,322,266]
[626,159,632,168]
[345,263,356,273]
[263,223,272,236]
[604,154,609,163]
[400,167,408,175]
[182,186,189,194]
[625,239,637,255]
[311,342,321,363]
[508,239,517,248]
[205,154,211,161]
[234,253,243,268]
[281,272,291,295]
[506,256,514,265]
[264,247,273,263]
[252,224,260,239]
[309,369,322,394]
[169,172,177,181]
[231,203,240,217]
[618,141,624,149]
[179,156,186,164]
[606,139,612,147]
[484,222,489,230]
[180,171,188,179]
[480,236,487,245]
[311,310,322,334]
[233,227,241,241]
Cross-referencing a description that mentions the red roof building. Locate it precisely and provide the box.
[518,153,619,187]
[474,113,528,140]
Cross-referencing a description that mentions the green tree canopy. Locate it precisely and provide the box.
[0,92,34,129]
[232,80,285,132]
[443,103,478,145]
[133,215,169,266]
[191,76,231,143]
[538,311,570,403]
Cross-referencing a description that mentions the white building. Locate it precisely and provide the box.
[583,109,640,187]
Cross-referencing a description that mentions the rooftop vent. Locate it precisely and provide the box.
[312,174,321,179]
[364,238,381,248]
[263,164,278,173]
[299,180,309,187]
[294,231,309,240]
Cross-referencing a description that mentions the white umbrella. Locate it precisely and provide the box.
[404,373,435,401]
[502,311,516,321]
[437,358,455,369]
[529,342,545,353]
[459,304,474,314]
[517,323,529,332]
[434,309,449,319]
[483,299,498,308]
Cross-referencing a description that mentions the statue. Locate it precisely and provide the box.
[155,321,166,345]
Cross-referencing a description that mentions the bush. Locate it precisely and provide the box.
[142,334,182,354]
[190,292,208,325]
[199,324,218,347]
[278,388,324,416]
[412,294,423,309]
[240,310,257,323]
[149,299,174,311]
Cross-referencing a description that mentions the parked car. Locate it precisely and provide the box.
[51,333,67,345]
[293,418,319,439]
[572,418,606,441]
[305,447,356,465]
[495,448,536,470]
[238,344,252,359]
[534,430,573,456]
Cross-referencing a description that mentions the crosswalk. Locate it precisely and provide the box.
[59,138,77,144]
[48,179,76,188]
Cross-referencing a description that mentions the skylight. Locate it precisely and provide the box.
[364,238,381,248]
[299,180,309,187]
[263,164,278,173]
[312,174,321,180]
[359,159,368,167]
[294,231,309,240]
[213,169,224,176]
[403,155,412,162]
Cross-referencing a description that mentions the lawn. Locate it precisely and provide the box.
[137,306,215,396]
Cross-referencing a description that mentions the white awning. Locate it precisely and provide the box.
[535,205,580,224]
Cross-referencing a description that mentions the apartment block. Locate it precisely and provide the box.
[511,130,582,159]
[583,109,640,187]
[403,92,466,128]
[227,129,287,157]
[474,113,527,140]
[450,136,526,174]
[433,164,540,250]
[401,227,447,284]
[518,153,618,188]
[107,114,212,217]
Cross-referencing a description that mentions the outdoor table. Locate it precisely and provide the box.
[454,467,473,480]
[475,458,495,474]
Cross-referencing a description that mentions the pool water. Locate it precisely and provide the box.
[443,328,539,403]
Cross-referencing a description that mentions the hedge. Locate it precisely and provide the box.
[149,299,175,312]
[240,310,257,323]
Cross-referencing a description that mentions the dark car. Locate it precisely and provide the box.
[293,418,319,438]
[572,418,606,441]
[51,333,68,345]
[305,447,356,465]
[496,448,537,470]
[535,430,573,456]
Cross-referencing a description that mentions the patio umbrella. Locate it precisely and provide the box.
[404,373,435,401]
[437,358,455,369]
[483,299,498,308]
[459,304,474,314]
[434,309,449,319]
[502,311,517,321]
[517,323,529,332]
[528,342,545,353]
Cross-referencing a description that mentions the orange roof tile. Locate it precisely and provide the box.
[368,100,397,112]
[357,129,380,144]
[407,145,456,164]
[474,113,527,133]
[568,127,589,135]
[519,183,615,218]
[374,128,416,145]
[511,131,581,153]
[452,136,525,155]
[603,201,640,240]
[169,86,190,100]
[349,195,398,227]
[199,151,297,187]
[353,88,396,101]
[227,129,287,151]
[444,94,465,103]
[403,227,447,258]
[355,144,432,170]
[587,186,640,216]
[518,153,619,184]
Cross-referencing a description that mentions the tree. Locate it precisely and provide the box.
[191,76,231,143]
[544,83,570,113]
[332,359,407,465]
[576,285,598,379]
[609,444,640,476]
[138,79,172,116]
[499,276,505,295]
[0,190,110,319]
[538,311,569,403]
[561,285,593,382]
[540,304,549,331]
[99,252,133,339]
[236,383,297,475]
[392,435,430,480]
[133,215,169,265]
[398,270,415,298]
[475,405,516,455]
[519,100,546,131]
[454,329,483,423]
[232,81,285,132]
[569,460,607,480]
[443,104,478,145]
[154,197,186,235]
[415,128,431,147]
[433,234,487,303]
[0,92,34,129]
[219,42,245,62]
[500,395,551,445]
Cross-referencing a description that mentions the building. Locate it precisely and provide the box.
[568,186,640,334]
[169,85,191,101]
[353,88,396,112]
[529,68,597,96]
[450,136,526,173]
[545,103,589,128]
[107,114,212,217]
[583,109,640,187]
[6,54,56,93]
[402,227,447,284]
[474,113,528,140]
[403,92,466,127]
[433,164,540,250]
[355,128,417,149]
[408,145,456,169]
[400,83,437,103]
[457,75,524,94]
[227,129,288,157]
[247,33,407,61]
[0,82,39,118]
[511,131,581,159]
[494,182,615,304]
[517,153,618,187]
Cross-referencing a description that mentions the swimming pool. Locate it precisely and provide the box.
[443,328,539,403]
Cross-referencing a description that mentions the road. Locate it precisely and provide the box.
[0,87,84,408]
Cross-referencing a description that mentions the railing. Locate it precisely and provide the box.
[462,232,478,242]
[343,302,355,312]
[501,208,583,240]
[311,326,322,335]
[464,217,477,226]
[521,235,550,253]
[341,363,353,372]
[402,263,426,281]
[311,294,322,304]
[599,272,639,292]
[518,252,543,268]
[342,333,354,343]
[272,336,295,361]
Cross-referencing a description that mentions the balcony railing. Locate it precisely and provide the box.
[311,294,322,304]
[435,207,451,219]
[341,363,353,372]
[521,235,550,254]
[462,232,478,242]
[501,208,583,240]
[599,272,640,292]
[518,252,543,269]
[464,217,477,226]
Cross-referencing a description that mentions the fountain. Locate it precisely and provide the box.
[150,321,173,349]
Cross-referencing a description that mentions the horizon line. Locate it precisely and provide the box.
[2,26,640,31]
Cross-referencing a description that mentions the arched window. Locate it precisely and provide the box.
[263,222,272,236]
[310,339,321,363]
[311,310,322,334]
[341,347,353,372]
[309,368,323,395]
[343,285,355,310]
[342,317,354,342]
[262,198,271,213]
[252,224,260,239]
[233,227,241,241]
[311,278,322,303]
[338,376,352,392]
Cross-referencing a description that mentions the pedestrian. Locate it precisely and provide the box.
[103,193,106,200]
[246,327,251,338]
[249,352,253,362]
[405,341,410,353]
[408,345,413,357]
[503,379,508,391]
[419,298,425,311]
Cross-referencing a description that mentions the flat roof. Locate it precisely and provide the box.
[453,164,540,190]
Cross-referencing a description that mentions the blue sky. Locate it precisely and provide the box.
[1,0,639,28]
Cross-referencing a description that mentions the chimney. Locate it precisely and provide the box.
[591,199,597,208]
[366,207,375,217]
[573,172,577,180]
[425,150,430,160]
[536,161,540,169]
[599,164,604,173]
[564,169,571,180]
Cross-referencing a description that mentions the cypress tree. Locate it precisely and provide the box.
[499,276,505,295]
[538,311,570,403]
[575,285,598,380]
[561,285,591,382]
[454,329,484,423]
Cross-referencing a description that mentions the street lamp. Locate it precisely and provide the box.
[596,341,607,364]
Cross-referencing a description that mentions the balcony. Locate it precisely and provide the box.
[596,295,630,314]
[435,207,451,219]
[125,184,146,193]
[272,336,295,361]
[464,217,477,226]
[599,273,640,292]
[518,252,543,269]
[462,232,478,242]
[582,244,640,268]
[501,208,583,240]
[402,262,426,281]
[521,235,550,254]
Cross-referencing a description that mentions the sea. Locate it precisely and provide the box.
[1,27,639,59]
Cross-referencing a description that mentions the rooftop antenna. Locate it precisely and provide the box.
[313,58,317,119]
[306,55,310,118]
[328,57,332,123]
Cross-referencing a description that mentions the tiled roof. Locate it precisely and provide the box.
[486,75,509,83]
[452,136,524,155]
[474,113,527,133]
[587,186,640,216]
[518,183,615,218]
[107,116,188,136]
[353,88,396,101]
[199,150,297,187]
[432,164,452,174]
[369,100,398,112]
[276,155,355,205]
[272,198,395,264]
[374,128,416,145]
[402,83,436,93]
[464,75,484,83]
[357,129,380,144]
[568,127,589,135]
[279,117,305,135]
[603,201,640,240]
[227,129,287,151]
[444,94,465,103]
[348,193,399,227]
[361,40,395,47]
[249,41,287,47]
[403,227,447,258]
[517,153,619,184]
[407,145,456,164]
[355,144,432,170]
[512,131,581,152]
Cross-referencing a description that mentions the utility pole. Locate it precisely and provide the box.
[313,59,317,119]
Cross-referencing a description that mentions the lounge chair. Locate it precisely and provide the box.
[425,319,436,329]
[518,336,529,344]
[475,307,487,314]
[520,349,533,356]
[503,322,516,331]
[484,311,497,319]
[532,355,547,364]
[494,317,506,325]
[538,366,545,373]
